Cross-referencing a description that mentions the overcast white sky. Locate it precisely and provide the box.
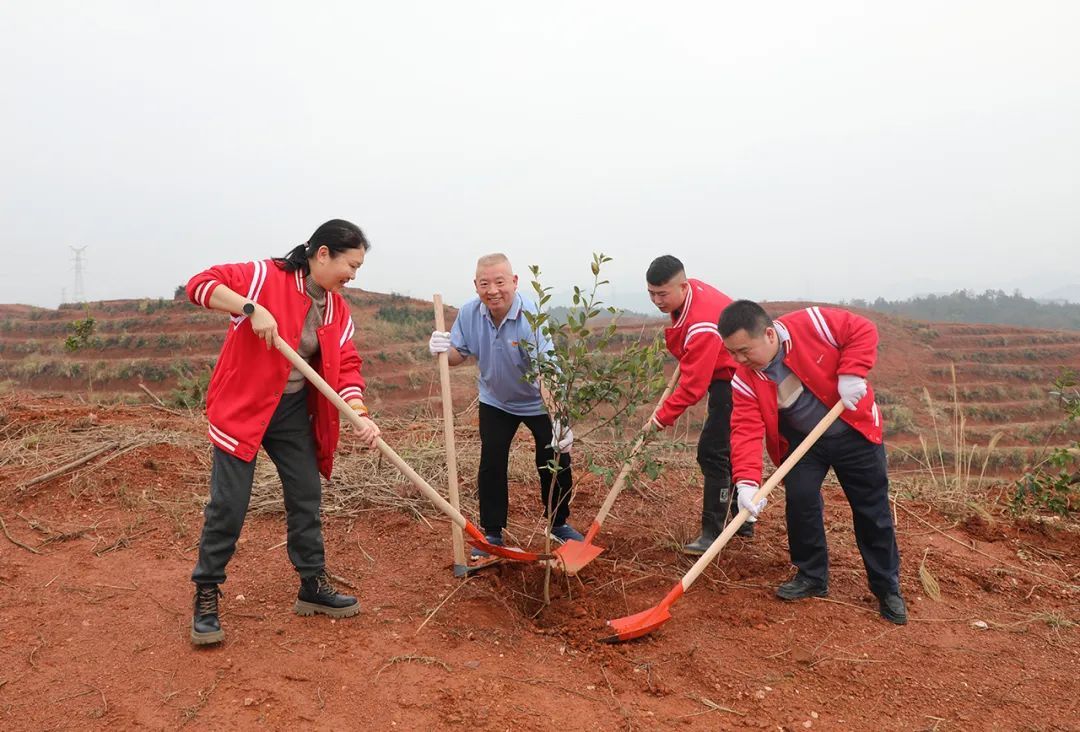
[3,1,1078,311]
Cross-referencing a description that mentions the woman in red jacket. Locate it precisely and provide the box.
[186,219,380,646]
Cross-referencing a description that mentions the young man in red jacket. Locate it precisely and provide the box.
[719,299,906,624]
[645,256,750,555]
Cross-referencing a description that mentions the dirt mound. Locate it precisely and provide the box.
[1,393,1077,730]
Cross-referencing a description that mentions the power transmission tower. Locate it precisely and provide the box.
[71,246,88,302]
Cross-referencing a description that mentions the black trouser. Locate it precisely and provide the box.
[477,402,573,535]
[697,379,734,539]
[780,422,901,597]
[192,388,325,585]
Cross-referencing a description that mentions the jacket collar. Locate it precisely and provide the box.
[672,280,694,328]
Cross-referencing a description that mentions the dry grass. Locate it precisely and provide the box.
[0,392,725,557]
[895,364,1003,504]
[918,549,942,601]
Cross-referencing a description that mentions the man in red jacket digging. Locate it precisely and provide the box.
[645,255,751,555]
[719,299,906,624]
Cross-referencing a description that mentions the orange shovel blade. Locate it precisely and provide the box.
[465,536,551,562]
[552,539,605,575]
[601,604,673,643]
[600,584,684,643]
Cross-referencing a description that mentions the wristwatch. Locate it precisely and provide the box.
[242,302,255,316]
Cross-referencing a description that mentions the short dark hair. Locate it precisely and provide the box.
[719,300,772,338]
[646,255,685,286]
[274,219,370,274]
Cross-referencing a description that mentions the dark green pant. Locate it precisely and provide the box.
[192,388,325,585]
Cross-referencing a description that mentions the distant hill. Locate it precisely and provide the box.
[846,289,1080,331]
[1037,284,1080,305]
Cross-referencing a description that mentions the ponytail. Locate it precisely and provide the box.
[272,219,369,273]
[274,242,312,273]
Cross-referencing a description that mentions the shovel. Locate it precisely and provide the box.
[602,400,845,642]
[432,294,470,576]
[274,336,551,563]
[553,366,681,574]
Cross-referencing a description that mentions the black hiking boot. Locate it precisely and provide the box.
[775,575,829,601]
[294,571,361,618]
[878,592,908,625]
[191,584,224,646]
[680,534,718,556]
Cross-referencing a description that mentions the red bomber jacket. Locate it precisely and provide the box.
[652,278,738,428]
[729,306,883,485]
[186,259,365,478]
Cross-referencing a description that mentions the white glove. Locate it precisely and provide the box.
[428,330,451,356]
[551,419,574,452]
[736,480,766,518]
[837,374,868,411]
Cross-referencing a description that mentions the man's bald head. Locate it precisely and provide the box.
[476,253,513,276]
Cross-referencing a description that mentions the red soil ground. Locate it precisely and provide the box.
[1,393,1077,731]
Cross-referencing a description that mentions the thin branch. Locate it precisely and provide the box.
[0,514,43,554]
[415,577,472,635]
[19,442,121,489]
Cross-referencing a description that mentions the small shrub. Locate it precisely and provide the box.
[169,365,212,409]
[884,404,917,434]
[375,304,428,325]
[1012,370,1079,517]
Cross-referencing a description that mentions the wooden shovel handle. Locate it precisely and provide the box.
[591,365,681,528]
[433,294,467,566]
[679,400,847,591]
[273,336,469,530]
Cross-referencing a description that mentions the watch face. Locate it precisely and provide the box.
[243,303,255,315]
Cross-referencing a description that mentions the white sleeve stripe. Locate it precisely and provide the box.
[339,387,363,401]
[195,280,214,307]
[731,375,756,399]
[684,329,720,347]
[806,306,838,348]
[685,324,719,337]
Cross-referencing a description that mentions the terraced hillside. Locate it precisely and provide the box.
[2,297,1078,479]
[886,321,1080,477]
[0,291,478,417]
